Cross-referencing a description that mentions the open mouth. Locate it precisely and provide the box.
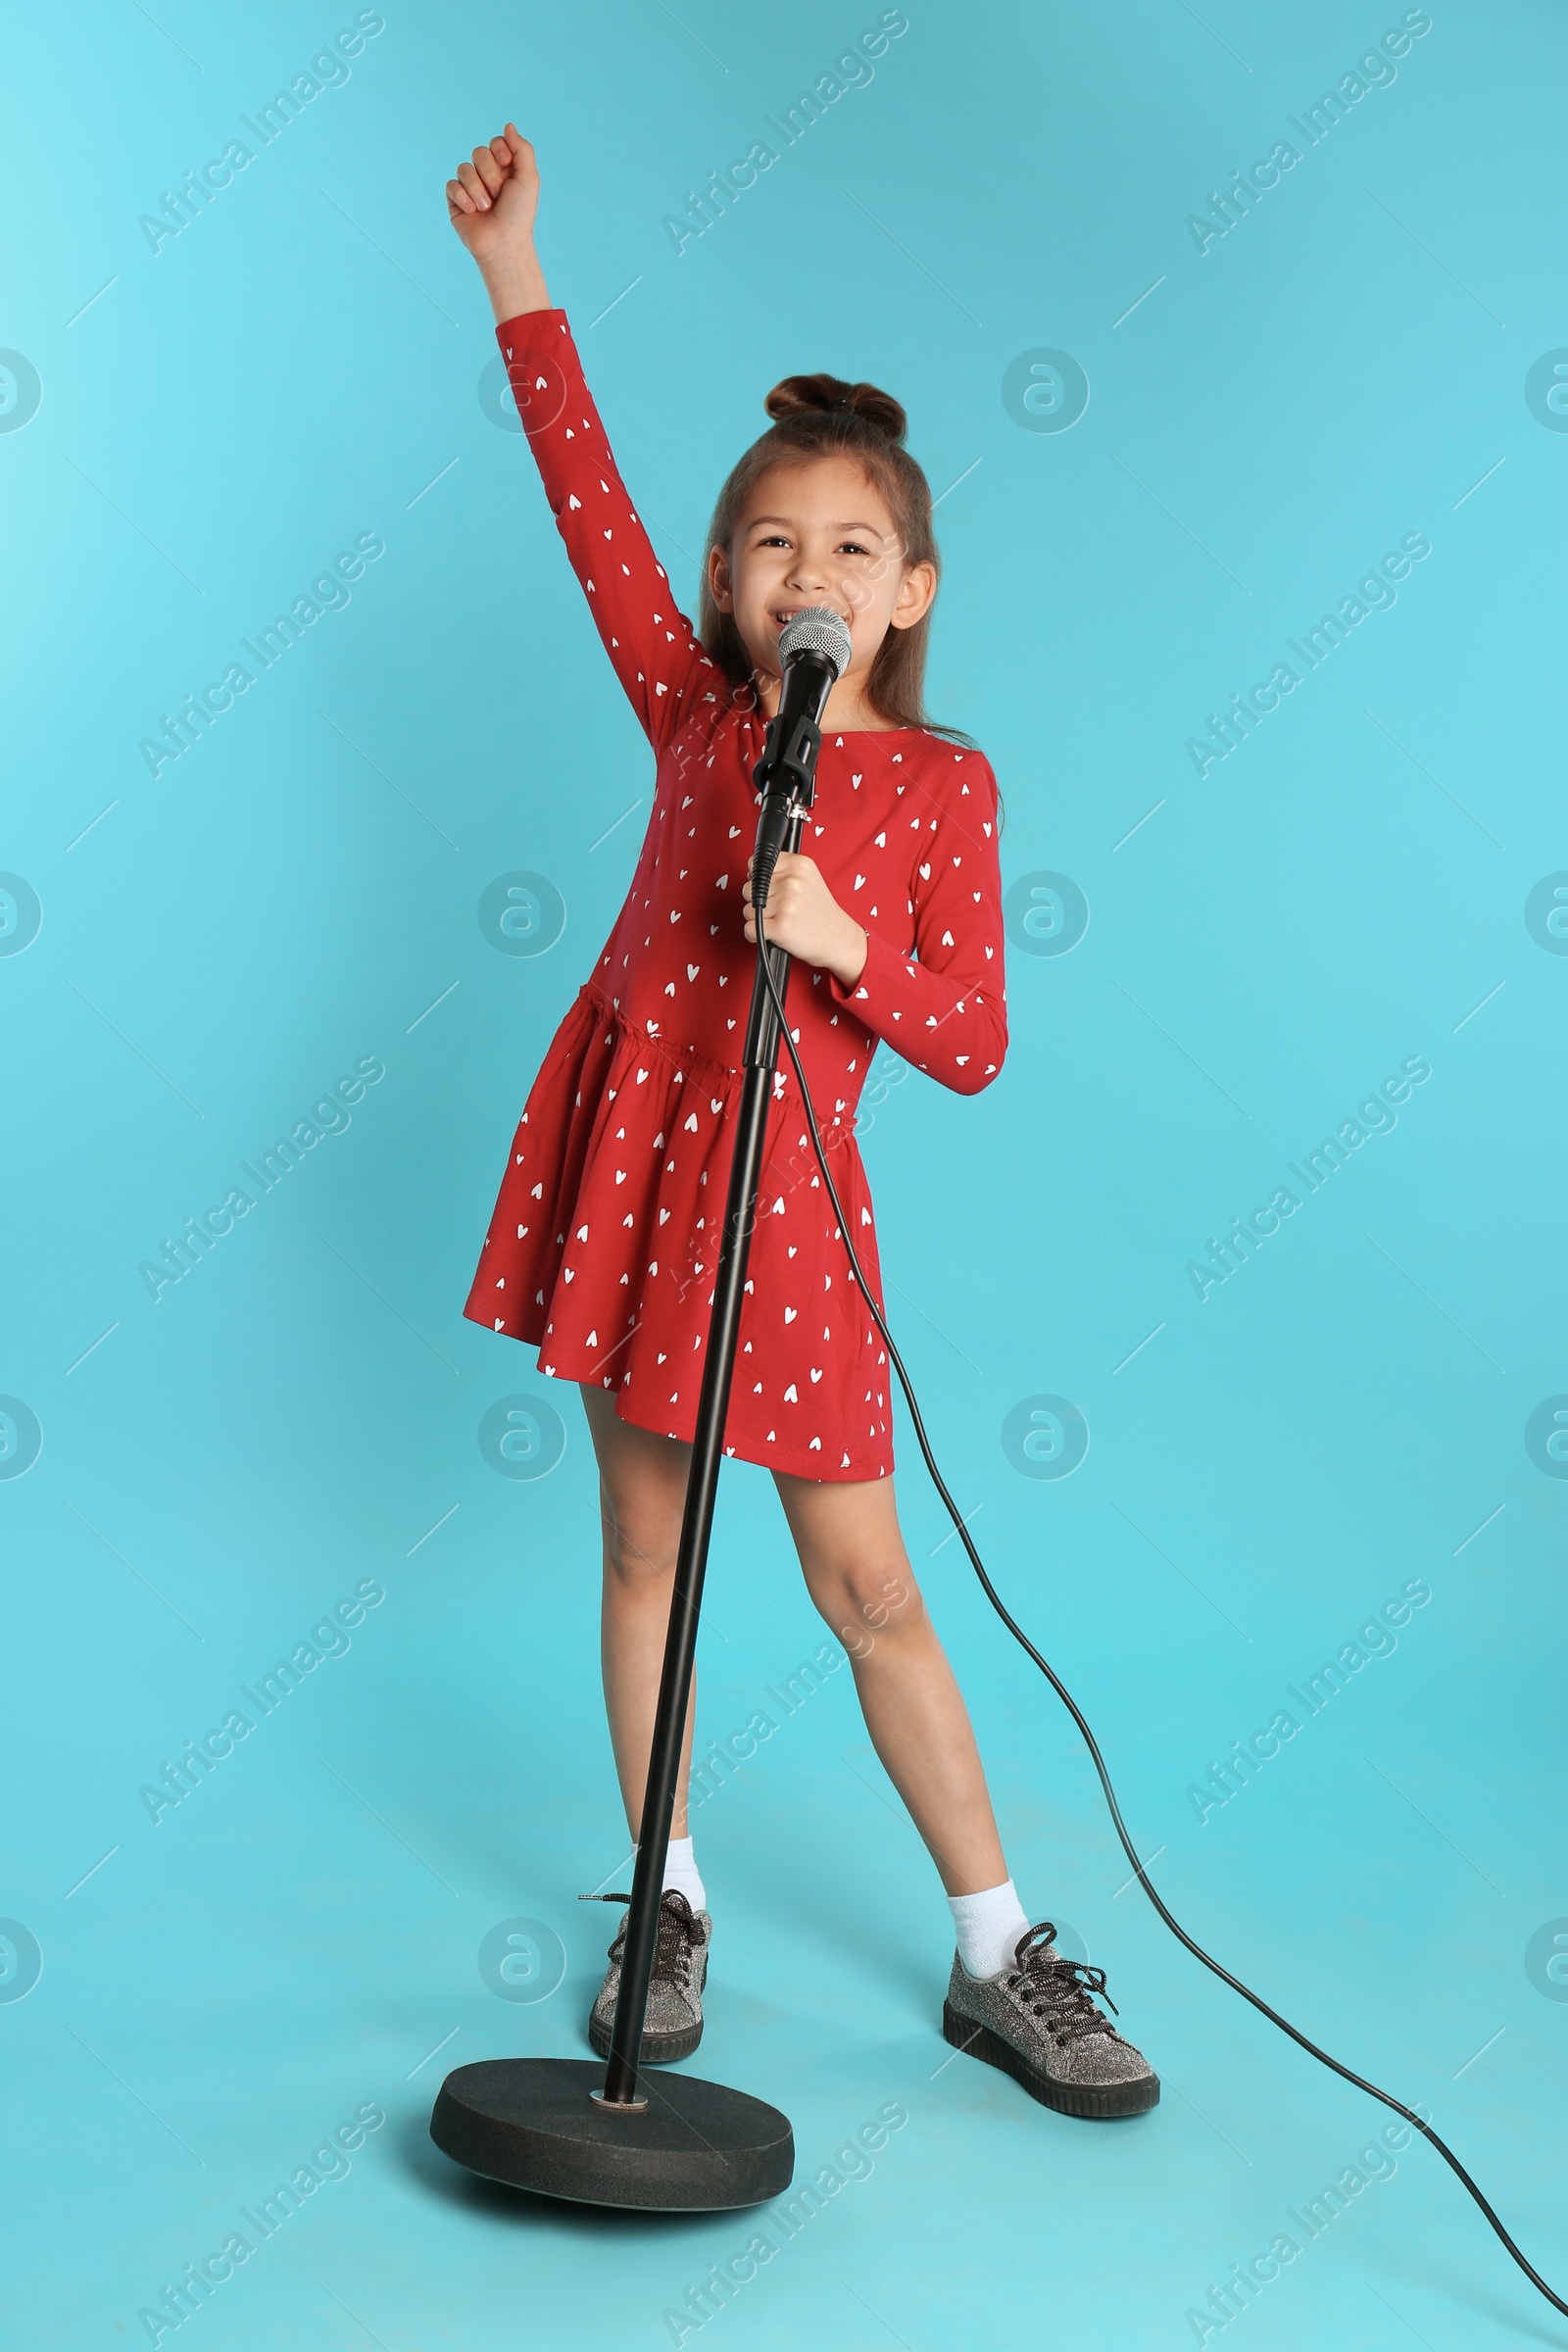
[770,604,847,629]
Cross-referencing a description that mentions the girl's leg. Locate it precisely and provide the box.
[772,1468,1007,1897]
[580,1384,698,1841]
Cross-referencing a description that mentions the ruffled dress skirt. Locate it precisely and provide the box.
[463,983,893,1481]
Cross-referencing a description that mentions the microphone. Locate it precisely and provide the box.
[750,605,853,920]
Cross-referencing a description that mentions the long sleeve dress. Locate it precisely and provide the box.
[462,308,1007,1481]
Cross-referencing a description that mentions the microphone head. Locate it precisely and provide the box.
[778,605,853,681]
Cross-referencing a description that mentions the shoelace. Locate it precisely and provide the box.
[1005,1921,1120,2046]
[582,1888,706,1989]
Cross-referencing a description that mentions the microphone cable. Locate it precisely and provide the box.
[748,928,1566,2326]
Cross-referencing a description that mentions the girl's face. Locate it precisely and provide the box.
[707,455,936,705]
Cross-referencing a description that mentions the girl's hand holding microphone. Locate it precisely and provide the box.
[744,853,869,990]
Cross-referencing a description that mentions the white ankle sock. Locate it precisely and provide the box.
[948,1880,1031,1980]
[659,1837,707,1913]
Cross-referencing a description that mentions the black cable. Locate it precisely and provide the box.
[751,933,1567,2326]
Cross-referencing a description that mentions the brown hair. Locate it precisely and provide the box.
[697,368,981,759]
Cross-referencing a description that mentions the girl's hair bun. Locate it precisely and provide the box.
[763,370,907,445]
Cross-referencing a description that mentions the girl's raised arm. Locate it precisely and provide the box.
[447,125,712,755]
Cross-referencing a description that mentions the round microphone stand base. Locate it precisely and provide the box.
[429,2057,794,2212]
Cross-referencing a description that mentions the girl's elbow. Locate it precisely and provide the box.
[969,1013,1008,1092]
[948,1037,1006,1096]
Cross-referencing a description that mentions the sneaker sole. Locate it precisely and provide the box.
[587,2009,703,2066]
[942,1998,1159,2119]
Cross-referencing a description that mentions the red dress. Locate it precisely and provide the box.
[462,308,1008,1480]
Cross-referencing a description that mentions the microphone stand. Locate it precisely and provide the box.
[597,663,831,2111]
[430,660,835,2210]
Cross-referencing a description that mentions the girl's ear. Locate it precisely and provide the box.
[707,540,735,612]
[888,559,937,633]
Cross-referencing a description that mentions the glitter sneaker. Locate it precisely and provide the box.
[943,1921,1159,2119]
[586,1887,710,2065]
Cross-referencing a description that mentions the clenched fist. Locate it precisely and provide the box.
[446,122,537,247]
[445,122,551,323]
[743,852,868,989]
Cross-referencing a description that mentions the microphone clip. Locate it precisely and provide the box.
[751,706,821,814]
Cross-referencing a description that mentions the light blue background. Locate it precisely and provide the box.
[4,3,1564,2346]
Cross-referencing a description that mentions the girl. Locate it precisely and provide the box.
[446,123,1157,2119]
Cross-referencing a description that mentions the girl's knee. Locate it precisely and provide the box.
[601,1501,681,1590]
[805,1554,923,1651]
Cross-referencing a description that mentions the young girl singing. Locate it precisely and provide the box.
[446,123,1157,2119]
